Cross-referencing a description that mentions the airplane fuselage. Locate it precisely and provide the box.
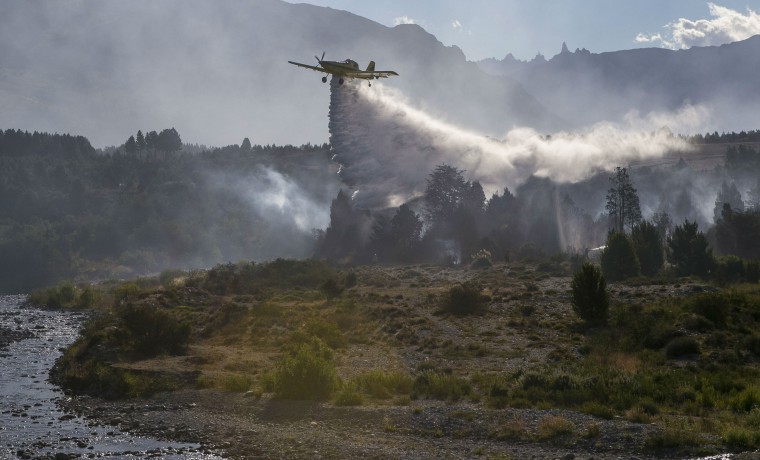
[287,55,397,86]
[319,60,374,80]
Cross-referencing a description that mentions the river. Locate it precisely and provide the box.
[0,295,224,459]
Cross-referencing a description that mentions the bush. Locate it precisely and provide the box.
[441,282,486,315]
[536,415,574,440]
[730,386,760,412]
[305,319,347,349]
[320,278,344,299]
[28,283,80,308]
[665,336,700,359]
[334,384,364,406]
[118,304,191,357]
[470,249,493,269]
[351,370,413,399]
[570,263,609,326]
[689,292,730,326]
[716,255,746,283]
[601,232,640,281]
[113,283,141,306]
[412,371,472,401]
[273,338,338,400]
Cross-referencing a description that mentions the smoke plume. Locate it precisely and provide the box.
[330,78,703,209]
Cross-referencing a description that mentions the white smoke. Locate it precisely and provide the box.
[331,81,704,209]
[208,167,330,232]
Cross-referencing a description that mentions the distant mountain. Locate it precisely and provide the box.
[477,37,760,131]
[0,0,558,147]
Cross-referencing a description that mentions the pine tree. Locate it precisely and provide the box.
[135,130,146,151]
[424,164,469,225]
[124,135,137,154]
[570,262,609,326]
[667,220,715,276]
[606,167,642,233]
[713,180,744,223]
[601,231,640,281]
[631,220,664,276]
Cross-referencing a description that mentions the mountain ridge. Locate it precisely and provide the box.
[0,0,559,147]
[477,35,760,131]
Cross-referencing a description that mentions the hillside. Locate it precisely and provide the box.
[477,36,760,132]
[46,260,760,459]
[0,0,558,147]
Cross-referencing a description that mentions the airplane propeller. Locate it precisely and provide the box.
[314,51,325,63]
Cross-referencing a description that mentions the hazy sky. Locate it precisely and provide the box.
[288,1,760,60]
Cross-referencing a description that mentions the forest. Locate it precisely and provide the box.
[0,128,334,292]
[1,127,759,293]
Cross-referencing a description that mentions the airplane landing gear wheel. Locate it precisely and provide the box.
[322,76,327,83]
[338,78,344,85]
[368,82,372,87]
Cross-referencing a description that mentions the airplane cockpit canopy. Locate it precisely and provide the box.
[342,59,359,68]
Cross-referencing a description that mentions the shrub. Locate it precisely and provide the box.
[320,278,344,299]
[77,286,98,308]
[28,283,80,308]
[536,416,574,440]
[222,374,252,392]
[412,371,472,401]
[730,386,760,412]
[305,319,347,349]
[470,249,493,269]
[441,282,486,315]
[334,384,364,406]
[570,262,610,326]
[273,338,338,400]
[723,427,760,449]
[159,268,187,288]
[113,283,141,306]
[665,336,700,359]
[118,304,191,357]
[715,255,746,285]
[343,271,358,288]
[601,232,640,281]
[351,370,413,399]
[688,292,730,326]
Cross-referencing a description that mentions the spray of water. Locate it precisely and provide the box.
[331,80,708,209]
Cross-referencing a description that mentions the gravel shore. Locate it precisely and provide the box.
[55,388,750,460]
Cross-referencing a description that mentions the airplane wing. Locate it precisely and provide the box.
[348,70,399,79]
[288,61,329,74]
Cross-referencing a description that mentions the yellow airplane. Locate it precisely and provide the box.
[288,52,398,87]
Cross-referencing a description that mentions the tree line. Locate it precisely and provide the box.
[0,128,333,293]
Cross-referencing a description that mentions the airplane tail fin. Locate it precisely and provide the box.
[366,61,375,72]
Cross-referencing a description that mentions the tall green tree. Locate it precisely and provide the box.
[601,231,640,281]
[631,220,664,276]
[424,164,468,225]
[124,135,137,154]
[157,128,182,153]
[145,131,158,151]
[667,220,715,276]
[390,204,423,251]
[606,167,641,233]
[651,209,673,244]
[713,180,744,223]
[135,130,146,151]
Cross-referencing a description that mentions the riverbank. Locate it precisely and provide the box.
[44,260,760,459]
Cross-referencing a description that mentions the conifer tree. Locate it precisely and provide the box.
[606,167,641,233]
